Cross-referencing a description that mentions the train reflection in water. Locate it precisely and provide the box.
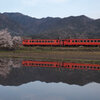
[22,60,100,71]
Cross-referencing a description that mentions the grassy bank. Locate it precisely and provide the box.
[0,46,100,64]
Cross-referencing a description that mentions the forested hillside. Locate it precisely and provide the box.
[0,12,100,39]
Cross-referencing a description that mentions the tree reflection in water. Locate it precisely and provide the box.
[0,58,100,86]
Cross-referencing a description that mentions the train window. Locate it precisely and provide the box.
[87,66,89,68]
[87,40,89,42]
[94,67,96,69]
[56,40,58,42]
[98,40,100,42]
[42,41,44,42]
[30,41,31,42]
[91,40,93,42]
[39,41,41,42]
[80,66,82,68]
[68,40,70,42]
[83,66,85,68]
[72,40,74,42]
[75,40,77,42]
[75,66,77,68]
[56,65,58,67]
[84,40,86,42]
[90,66,92,68]
[94,40,97,42]
[32,41,34,42]
[81,40,83,42]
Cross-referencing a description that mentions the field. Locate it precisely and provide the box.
[0,46,100,64]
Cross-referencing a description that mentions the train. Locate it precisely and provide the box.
[22,60,100,71]
[22,39,100,46]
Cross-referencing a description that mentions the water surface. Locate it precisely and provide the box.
[0,58,100,100]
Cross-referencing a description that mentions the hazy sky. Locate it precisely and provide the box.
[0,0,100,18]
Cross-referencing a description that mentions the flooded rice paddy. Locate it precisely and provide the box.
[0,58,100,100]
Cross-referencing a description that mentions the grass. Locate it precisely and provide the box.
[0,46,100,64]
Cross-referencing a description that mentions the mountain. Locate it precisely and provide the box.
[0,13,24,36]
[0,12,100,39]
[0,58,100,86]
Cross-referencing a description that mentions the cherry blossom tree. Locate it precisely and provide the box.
[0,29,22,49]
[12,36,22,49]
[0,29,13,49]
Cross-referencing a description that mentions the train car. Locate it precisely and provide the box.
[23,39,100,46]
[22,39,65,46]
[64,39,100,46]
[22,60,100,71]
[22,60,62,68]
[63,62,100,70]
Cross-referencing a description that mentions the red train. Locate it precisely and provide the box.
[22,39,100,46]
[22,60,100,71]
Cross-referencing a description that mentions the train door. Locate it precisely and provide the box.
[60,40,64,46]
[65,40,70,46]
[57,62,63,68]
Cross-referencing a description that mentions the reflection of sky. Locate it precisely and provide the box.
[0,81,100,100]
